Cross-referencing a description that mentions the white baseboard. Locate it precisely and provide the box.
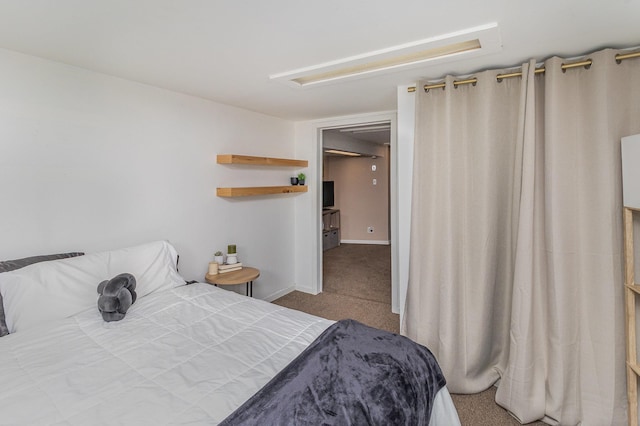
[293,285,319,295]
[262,284,321,302]
[262,285,296,302]
[340,240,390,245]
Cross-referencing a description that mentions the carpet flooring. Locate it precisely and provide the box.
[272,243,546,425]
[274,243,399,333]
[322,243,392,304]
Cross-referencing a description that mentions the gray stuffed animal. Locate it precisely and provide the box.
[97,273,137,322]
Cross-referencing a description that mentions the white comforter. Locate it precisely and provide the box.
[1,283,459,425]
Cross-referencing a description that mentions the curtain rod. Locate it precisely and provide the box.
[407,51,640,93]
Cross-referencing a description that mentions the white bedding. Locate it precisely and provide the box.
[1,283,459,425]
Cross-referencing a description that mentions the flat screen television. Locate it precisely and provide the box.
[323,181,335,209]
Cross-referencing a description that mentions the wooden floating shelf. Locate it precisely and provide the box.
[217,186,308,197]
[217,154,308,167]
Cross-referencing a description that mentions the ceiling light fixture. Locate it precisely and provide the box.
[324,149,362,157]
[339,125,391,133]
[271,23,501,87]
[351,128,391,135]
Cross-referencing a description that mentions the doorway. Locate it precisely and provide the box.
[314,113,399,314]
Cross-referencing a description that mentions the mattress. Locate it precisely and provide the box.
[0,283,459,425]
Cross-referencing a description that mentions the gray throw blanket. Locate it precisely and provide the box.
[220,319,446,426]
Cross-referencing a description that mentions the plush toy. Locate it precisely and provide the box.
[97,273,137,322]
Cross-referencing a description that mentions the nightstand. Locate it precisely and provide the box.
[205,266,260,297]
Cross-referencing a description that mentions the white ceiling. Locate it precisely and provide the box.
[326,125,391,145]
[0,1,638,121]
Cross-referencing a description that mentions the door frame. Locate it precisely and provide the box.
[311,111,399,313]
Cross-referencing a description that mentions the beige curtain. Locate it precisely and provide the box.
[403,48,640,425]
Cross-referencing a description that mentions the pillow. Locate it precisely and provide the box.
[0,252,84,337]
[97,273,137,322]
[0,240,184,334]
[0,252,85,274]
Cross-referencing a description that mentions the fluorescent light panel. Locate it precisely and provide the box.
[293,40,479,86]
[271,23,501,87]
[339,125,391,133]
[352,128,391,134]
[324,149,362,157]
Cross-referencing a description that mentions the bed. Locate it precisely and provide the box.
[0,241,460,425]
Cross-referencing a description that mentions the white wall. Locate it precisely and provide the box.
[0,48,300,301]
[324,147,390,243]
[396,85,416,325]
[293,121,321,294]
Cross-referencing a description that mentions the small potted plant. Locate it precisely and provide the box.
[227,244,238,264]
[214,251,224,265]
[297,172,306,185]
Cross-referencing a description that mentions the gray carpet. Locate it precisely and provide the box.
[272,243,546,425]
[274,243,398,333]
[322,243,391,304]
[273,288,399,334]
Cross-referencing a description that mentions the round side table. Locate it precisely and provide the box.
[205,267,260,297]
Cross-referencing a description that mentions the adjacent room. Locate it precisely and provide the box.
[275,123,397,332]
[1,2,639,425]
